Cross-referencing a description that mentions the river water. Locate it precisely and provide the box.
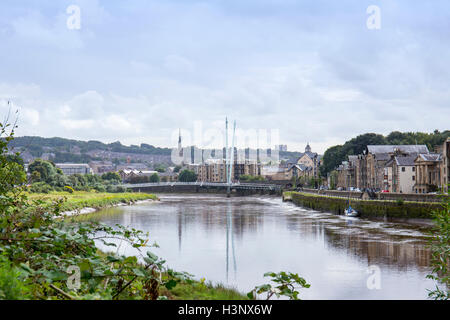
[92,194,437,300]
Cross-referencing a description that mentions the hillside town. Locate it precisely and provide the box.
[17,136,450,195]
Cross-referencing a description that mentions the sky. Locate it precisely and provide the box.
[0,0,449,154]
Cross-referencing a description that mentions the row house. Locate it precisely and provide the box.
[188,160,260,183]
[365,145,428,190]
[384,156,416,193]
[338,138,450,194]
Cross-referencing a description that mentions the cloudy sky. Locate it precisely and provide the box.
[0,0,449,153]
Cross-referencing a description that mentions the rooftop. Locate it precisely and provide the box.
[367,145,429,155]
[418,153,441,162]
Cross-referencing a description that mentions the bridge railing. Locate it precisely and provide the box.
[122,182,281,190]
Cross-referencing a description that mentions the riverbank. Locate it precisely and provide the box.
[28,191,248,300]
[27,191,159,215]
[283,191,443,219]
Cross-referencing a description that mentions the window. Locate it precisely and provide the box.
[412,175,415,181]
[412,167,415,172]
[402,167,405,172]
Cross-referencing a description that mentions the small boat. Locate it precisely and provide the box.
[345,175,360,217]
[345,205,359,217]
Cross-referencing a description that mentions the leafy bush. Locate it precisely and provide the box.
[248,271,310,300]
[0,121,191,300]
[0,257,30,300]
[93,183,107,193]
[427,192,450,300]
[29,182,54,194]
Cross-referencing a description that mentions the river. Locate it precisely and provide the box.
[92,194,437,300]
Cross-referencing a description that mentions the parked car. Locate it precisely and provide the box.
[381,189,389,193]
[337,187,343,191]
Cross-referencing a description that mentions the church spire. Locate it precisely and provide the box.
[305,142,311,153]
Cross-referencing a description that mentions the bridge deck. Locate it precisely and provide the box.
[123,182,281,191]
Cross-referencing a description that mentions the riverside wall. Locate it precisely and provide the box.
[284,191,443,219]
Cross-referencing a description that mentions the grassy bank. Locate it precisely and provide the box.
[285,191,442,219]
[161,280,248,300]
[27,191,158,212]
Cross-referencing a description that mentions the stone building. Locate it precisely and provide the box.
[414,153,442,193]
[188,160,260,183]
[384,156,416,193]
[440,138,450,193]
[365,145,429,190]
[295,143,320,179]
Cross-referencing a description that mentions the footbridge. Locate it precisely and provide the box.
[123,182,282,195]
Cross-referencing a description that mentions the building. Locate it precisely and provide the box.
[295,143,320,179]
[116,163,149,171]
[89,161,115,175]
[119,169,158,182]
[384,156,416,193]
[276,145,288,152]
[440,138,450,193]
[365,145,429,190]
[55,163,93,175]
[189,159,261,183]
[414,153,442,193]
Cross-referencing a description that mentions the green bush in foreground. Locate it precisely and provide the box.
[427,192,450,300]
[248,272,310,300]
[0,122,191,300]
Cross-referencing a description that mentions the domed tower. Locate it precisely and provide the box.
[305,142,311,153]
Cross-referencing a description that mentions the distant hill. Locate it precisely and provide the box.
[9,136,173,165]
[320,130,450,176]
[8,136,304,165]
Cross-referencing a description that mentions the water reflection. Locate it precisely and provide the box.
[92,194,436,299]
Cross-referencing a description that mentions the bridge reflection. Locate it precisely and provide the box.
[173,198,431,274]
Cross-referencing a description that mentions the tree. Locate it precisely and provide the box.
[173,165,182,173]
[101,172,121,183]
[28,159,58,183]
[149,173,160,183]
[154,165,166,173]
[178,170,197,182]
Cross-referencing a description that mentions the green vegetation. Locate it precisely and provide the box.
[0,122,191,300]
[0,122,252,300]
[161,279,247,300]
[10,136,172,157]
[27,191,158,213]
[27,159,126,193]
[178,169,197,182]
[320,130,450,176]
[149,173,160,183]
[239,175,265,182]
[427,192,450,300]
[248,272,310,300]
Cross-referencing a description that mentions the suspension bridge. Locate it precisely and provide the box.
[122,182,282,195]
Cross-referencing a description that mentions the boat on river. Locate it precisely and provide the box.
[344,205,359,217]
